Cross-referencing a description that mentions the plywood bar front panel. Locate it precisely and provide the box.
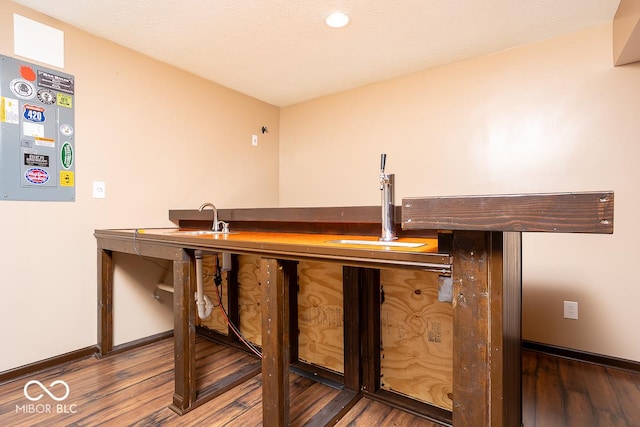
[297,261,345,374]
[380,268,453,411]
[197,254,229,335]
[237,255,262,346]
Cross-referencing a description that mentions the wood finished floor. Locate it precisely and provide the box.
[0,337,638,426]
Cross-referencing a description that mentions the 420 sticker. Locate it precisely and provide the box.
[23,104,46,123]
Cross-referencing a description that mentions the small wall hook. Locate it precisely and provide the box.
[261,126,268,134]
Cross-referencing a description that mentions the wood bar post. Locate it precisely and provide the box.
[343,266,361,391]
[97,248,114,356]
[360,268,381,395]
[170,251,196,414]
[226,254,240,342]
[451,231,522,427]
[285,261,299,365]
[261,257,290,426]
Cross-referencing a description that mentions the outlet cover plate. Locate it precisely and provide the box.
[564,300,578,320]
[93,181,106,199]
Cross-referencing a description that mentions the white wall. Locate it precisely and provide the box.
[280,24,640,362]
[0,1,280,371]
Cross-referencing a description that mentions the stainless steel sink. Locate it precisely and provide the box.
[171,230,236,236]
[326,239,426,248]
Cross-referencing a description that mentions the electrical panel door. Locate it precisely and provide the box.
[0,54,75,201]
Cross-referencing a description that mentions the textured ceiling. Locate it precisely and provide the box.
[12,0,620,107]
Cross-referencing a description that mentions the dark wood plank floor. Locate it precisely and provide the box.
[0,337,638,426]
[523,351,640,427]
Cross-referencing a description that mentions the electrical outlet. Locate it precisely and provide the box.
[93,181,106,199]
[252,134,258,146]
[564,301,578,320]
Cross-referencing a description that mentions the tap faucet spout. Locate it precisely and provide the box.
[199,202,220,232]
[379,154,397,242]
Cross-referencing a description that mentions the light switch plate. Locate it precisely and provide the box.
[93,181,106,199]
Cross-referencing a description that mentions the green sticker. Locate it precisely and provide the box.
[61,142,73,170]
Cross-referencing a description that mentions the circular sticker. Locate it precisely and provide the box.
[60,124,74,136]
[10,78,36,99]
[25,168,49,184]
[37,89,56,105]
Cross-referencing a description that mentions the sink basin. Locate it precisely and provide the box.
[327,239,426,248]
[171,230,236,236]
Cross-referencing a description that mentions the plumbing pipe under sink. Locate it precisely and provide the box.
[195,250,213,319]
[153,283,174,300]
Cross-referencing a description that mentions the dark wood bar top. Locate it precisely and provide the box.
[94,228,449,272]
[402,191,614,233]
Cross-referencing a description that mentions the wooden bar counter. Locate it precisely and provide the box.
[95,192,614,426]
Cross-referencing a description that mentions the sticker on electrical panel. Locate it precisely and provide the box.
[38,71,74,95]
[10,78,36,99]
[60,171,74,187]
[37,89,56,105]
[23,104,46,123]
[24,153,49,167]
[20,65,36,81]
[1,97,20,124]
[60,124,73,136]
[25,168,49,185]
[34,136,55,148]
[56,93,72,109]
[61,142,73,169]
[23,122,44,137]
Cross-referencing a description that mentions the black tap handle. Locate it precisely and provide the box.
[380,153,387,173]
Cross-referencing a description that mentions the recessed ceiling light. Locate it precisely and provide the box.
[325,11,349,28]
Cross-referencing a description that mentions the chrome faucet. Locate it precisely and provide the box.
[199,202,229,232]
[379,153,397,241]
